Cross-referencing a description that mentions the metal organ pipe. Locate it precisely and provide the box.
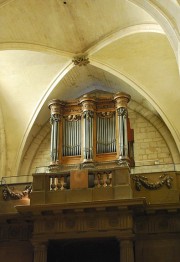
[96,112,116,154]
[62,116,81,156]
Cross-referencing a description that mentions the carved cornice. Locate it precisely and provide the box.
[16,198,146,215]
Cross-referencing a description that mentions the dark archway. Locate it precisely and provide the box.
[47,237,120,262]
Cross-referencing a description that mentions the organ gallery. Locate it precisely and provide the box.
[0,90,180,262]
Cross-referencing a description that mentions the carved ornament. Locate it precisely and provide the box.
[72,56,90,66]
[64,114,81,121]
[117,107,128,117]
[2,184,32,200]
[82,110,94,119]
[114,92,131,109]
[132,174,173,191]
[79,95,96,112]
[97,111,115,118]
[50,114,61,124]
[48,99,64,114]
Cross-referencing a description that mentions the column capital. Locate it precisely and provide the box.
[116,233,135,243]
[79,95,96,113]
[31,239,48,248]
[114,92,131,109]
[48,99,64,116]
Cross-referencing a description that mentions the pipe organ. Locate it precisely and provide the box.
[62,115,81,156]
[96,112,116,154]
[48,92,134,167]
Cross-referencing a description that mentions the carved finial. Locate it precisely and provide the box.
[72,56,90,66]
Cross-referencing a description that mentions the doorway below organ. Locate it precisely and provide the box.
[47,237,120,262]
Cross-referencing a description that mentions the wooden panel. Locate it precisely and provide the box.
[70,170,88,189]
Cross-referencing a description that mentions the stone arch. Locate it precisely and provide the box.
[19,121,50,177]
[0,104,6,179]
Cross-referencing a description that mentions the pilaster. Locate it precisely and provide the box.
[48,99,64,165]
[33,242,47,262]
[79,95,96,166]
[114,92,131,165]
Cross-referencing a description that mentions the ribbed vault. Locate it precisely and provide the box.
[0,0,179,179]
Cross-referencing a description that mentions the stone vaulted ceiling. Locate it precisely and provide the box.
[0,0,179,178]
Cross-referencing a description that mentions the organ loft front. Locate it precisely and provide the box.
[29,91,137,262]
[1,91,180,262]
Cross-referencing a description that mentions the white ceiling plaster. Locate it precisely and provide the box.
[0,0,179,178]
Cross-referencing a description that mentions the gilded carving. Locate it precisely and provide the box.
[117,107,128,117]
[50,114,61,124]
[114,92,131,109]
[97,111,115,118]
[48,99,64,123]
[82,110,94,119]
[64,114,81,121]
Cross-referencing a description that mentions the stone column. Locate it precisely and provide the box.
[114,92,131,165]
[33,242,47,262]
[48,99,63,165]
[79,95,96,167]
[119,239,134,262]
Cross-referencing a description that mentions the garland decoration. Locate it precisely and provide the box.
[2,184,32,200]
[132,173,173,191]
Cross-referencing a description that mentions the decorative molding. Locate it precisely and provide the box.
[0,222,33,241]
[33,211,133,235]
[72,56,90,66]
[117,107,128,117]
[82,110,94,119]
[135,213,180,234]
[132,174,173,191]
[97,111,115,118]
[64,114,81,121]
[50,114,61,124]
